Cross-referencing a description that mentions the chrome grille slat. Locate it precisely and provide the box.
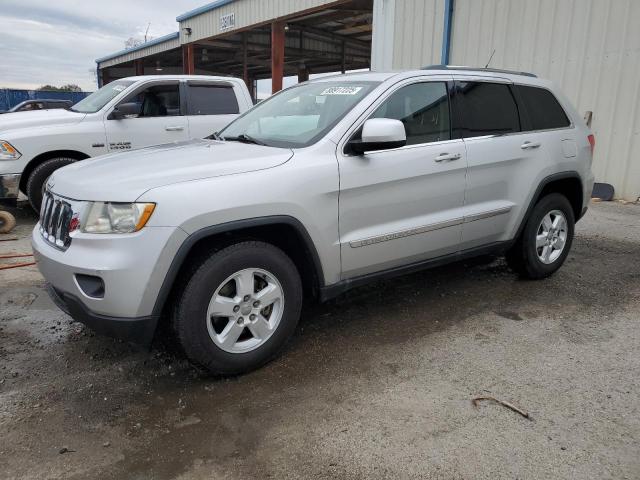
[39,191,73,250]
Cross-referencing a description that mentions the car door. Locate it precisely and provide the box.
[453,78,547,250]
[104,81,188,152]
[337,78,468,279]
[185,81,242,139]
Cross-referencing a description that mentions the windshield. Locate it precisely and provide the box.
[71,80,135,113]
[219,81,380,148]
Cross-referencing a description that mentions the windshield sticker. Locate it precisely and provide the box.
[112,85,127,92]
[320,86,363,96]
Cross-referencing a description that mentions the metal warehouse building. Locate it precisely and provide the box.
[96,0,640,201]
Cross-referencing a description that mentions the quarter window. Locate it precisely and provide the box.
[454,82,520,137]
[187,85,240,115]
[515,85,570,131]
[371,82,451,145]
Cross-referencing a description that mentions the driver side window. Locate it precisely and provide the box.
[123,84,181,118]
[371,82,451,145]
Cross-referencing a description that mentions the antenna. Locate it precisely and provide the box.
[144,23,151,42]
[485,49,496,68]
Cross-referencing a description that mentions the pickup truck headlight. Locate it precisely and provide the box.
[82,202,155,234]
[0,141,21,160]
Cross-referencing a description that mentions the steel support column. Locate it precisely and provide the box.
[182,44,195,74]
[271,21,285,93]
[134,59,144,76]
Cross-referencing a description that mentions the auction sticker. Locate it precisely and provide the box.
[320,86,363,95]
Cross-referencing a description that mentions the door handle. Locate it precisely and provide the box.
[434,153,462,162]
[521,141,541,150]
[165,126,185,131]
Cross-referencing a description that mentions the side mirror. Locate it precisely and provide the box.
[109,102,141,120]
[349,118,406,155]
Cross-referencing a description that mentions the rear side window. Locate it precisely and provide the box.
[371,82,451,145]
[515,85,570,131]
[187,85,239,115]
[453,81,520,137]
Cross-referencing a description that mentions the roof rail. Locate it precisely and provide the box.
[422,65,537,78]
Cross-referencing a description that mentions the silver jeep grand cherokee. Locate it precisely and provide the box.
[32,67,595,375]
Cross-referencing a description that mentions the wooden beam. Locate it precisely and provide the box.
[182,44,195,74]
[271,21,285,93]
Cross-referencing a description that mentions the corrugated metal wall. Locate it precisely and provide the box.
[98,36,180,68]
[449,0,640,201]
[180,0,345,43]
[391,0,444,70]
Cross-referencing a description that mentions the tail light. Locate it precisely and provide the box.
[587,134,595,155]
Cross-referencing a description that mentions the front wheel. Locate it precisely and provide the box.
[172,241,303,375]
[506,193,575,279]
[26,157,77,212]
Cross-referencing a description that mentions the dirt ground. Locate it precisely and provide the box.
[0,201,638,480]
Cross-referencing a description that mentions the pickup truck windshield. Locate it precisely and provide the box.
[219,81,379,148]
[70,80,135,113]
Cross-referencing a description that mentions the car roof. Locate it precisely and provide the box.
[118,75,243,83]
[310,68,554,89]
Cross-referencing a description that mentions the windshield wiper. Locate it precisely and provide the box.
[223,133,268,146]
[207,131,224,141]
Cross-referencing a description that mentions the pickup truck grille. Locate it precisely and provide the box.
[39,191,73,250]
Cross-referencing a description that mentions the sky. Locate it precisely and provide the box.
[0,0,205,91]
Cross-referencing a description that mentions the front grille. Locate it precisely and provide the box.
[39,191,73,250]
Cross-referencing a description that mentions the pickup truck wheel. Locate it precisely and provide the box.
[26,157,76,212]
[172,241,303,375]
[506,193,575,279]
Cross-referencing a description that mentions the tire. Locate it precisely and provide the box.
[26,157,77,212]
[172,241,303,375]
[0,211,16,234]
[506,193,575,279]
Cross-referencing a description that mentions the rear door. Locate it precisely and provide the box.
[104,81,188,151]
[454,78,547,249]
[185,81,241,139]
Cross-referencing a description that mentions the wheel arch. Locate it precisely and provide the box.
[152,216,325,318]
[20,150,91,193]
[515,171,584,240]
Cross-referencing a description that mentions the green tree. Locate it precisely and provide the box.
[37,84,82,92]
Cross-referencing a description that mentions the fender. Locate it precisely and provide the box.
[513,171,584,241]
[150,215,325,317]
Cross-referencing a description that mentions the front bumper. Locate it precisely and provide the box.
[32,223,188,344]
[0,173,21,200]
[45,284,157,344]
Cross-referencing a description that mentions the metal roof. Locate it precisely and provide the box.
[176,0,236,22]
[95,32,180,64]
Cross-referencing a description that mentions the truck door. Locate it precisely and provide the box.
[185,81,242,139]
[104,81,188,152]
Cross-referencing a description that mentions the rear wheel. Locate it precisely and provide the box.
[506,193,575,279]
[26,157,77,212]
[172,241,303,375]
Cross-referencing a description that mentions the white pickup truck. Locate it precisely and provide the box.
[0,75,253,210]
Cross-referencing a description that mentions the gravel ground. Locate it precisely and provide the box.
[0,201,638,480]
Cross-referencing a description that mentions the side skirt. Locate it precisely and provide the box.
[319,241,511,302]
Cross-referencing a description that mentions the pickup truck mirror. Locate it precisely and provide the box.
[109,102,141,120]
[349,118,406,155]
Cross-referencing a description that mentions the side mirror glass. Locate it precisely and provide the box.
[109,102,141,120]
[349,118,406,155]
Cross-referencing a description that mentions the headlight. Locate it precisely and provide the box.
[82,202,155,234]
[0,141,21,160]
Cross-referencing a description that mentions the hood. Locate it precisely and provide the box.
[48,139,293,201]
[0,109,85,134]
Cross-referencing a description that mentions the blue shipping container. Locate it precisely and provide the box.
[0,89,92,112]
